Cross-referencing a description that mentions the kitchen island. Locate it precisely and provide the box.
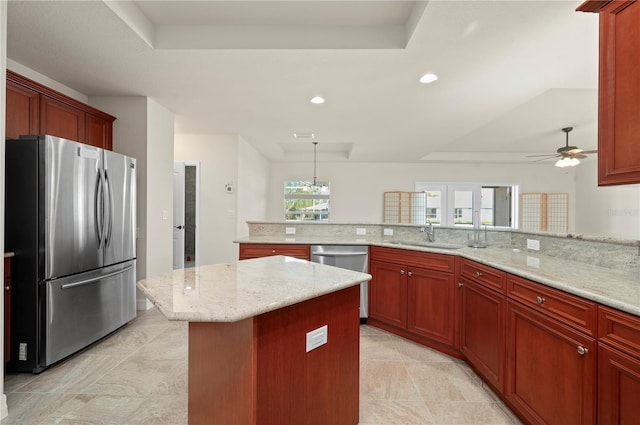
[137,255,371,425]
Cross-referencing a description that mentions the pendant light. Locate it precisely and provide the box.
[310,141,321,192]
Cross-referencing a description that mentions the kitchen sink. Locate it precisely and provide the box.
[383,240,463,250]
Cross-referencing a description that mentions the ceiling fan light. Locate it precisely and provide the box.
[555,158,567,168]
[568,157,580,167]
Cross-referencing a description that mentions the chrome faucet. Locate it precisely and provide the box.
[421,220,435,242]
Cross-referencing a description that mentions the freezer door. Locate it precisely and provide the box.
[103,150,136,266]
[45,260,136,366]
[45,136,103,279]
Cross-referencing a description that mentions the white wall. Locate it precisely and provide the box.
[268,161,578,229]
[575,159,640,239]
[1,1,8,418]
[237,137,269,238]
[175,134,241,264]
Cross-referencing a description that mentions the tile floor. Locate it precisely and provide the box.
[2,308,521,425]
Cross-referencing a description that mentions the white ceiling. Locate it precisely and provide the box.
[6,0,599,163]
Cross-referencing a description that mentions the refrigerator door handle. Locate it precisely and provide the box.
[60,265,135,290]
[95,170,104,248]
[104,169,114,247]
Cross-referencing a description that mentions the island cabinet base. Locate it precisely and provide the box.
[188,285,360,425]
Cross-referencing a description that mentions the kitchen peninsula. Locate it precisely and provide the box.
[137,255,371,425]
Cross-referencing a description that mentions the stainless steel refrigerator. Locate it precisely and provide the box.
[4,135,137,373]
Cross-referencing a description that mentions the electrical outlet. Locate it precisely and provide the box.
[285,227,296,235]
[356,228,366,236]
[306,325,328,353]
[527,239,540,251]
[383,228,394,236]
[19,343,27,361]
[527,256,540,268]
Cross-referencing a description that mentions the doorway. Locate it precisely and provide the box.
[173,161,200,269]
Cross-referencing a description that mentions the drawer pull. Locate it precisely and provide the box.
[272,250,276,254]
[400,270,405,275]
[408,271,412,277]
[577,346,588,356]
[476,271,483,277]
[536,296,545,305]
[4,285,10,291]
[458,282,464,288]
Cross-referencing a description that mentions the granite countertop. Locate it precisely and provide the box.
[137,255,372,322]
[236,237,640,317]
[4,252,15,258]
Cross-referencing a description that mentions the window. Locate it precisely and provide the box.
[415,182,516,228]
[284,181,330,221]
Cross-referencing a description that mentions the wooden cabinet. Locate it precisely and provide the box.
[459,263,506,394]
[4,257,11,362]
[238,243,310,260]
[597,306,640,424]
[369,260,407,329]
[577,0,640,185]
[506,274,597,425]
[5,70,115,150]
[5,80,39,139]
[40,95,86,143]
[368,246,457,354]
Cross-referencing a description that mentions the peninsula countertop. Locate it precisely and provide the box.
[236,237,640,317]
[136,255,372,322]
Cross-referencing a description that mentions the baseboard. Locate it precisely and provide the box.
[1,393,8,420]
[136,296,153,311]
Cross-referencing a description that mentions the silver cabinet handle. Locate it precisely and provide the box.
[476,271,483,277]
[577,346,588,355]
[458,282,464,288]
[4,285,10,291]
[408,271,412,277]
[272,250,276,254]
[400,270,405,275]
[536,296,545,304]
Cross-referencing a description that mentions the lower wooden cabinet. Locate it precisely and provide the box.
[238,243,310,260]
[506,300,596,425]
[407,266,455,347]
[369,260,407,329]
[459,275,506,393]
[368,247,457,354]
[598,343,640,424]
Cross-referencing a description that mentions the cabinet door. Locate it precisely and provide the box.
[460,276,505,394]
[85,113,113,150]
[407,266,455,346]
[507,301,596,425]
[598,343,640,425]
[597,0,640,185]
[368,260,407,329]
[40,95,85,143]
[6,80,39,139]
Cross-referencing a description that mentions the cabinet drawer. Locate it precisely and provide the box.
[598,306,640,359]
[459,259,506,294]
[507,274,597,336]
[370,246,454,272]
[239,244,310,261]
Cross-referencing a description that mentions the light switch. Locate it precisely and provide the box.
[356,228,366,235]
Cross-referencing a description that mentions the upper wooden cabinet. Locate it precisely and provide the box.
[5,70,115,150]
[577,0,640,185]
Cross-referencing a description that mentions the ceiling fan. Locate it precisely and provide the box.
[528,127,597,167]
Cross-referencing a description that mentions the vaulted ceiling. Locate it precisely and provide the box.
[6,1,599,163]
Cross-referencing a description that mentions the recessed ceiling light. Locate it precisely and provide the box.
[310,96,325,104]
[419,73,439,84]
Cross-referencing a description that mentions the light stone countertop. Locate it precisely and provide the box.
[236,237,640,317]
[4,252,15,258]
[136,255,372,322]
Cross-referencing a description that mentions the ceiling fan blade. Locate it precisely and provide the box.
[573,154,588,159]
[531,156,558,163]
[526,154,558,158]
[565,148,584,155]
[580,150,598,154]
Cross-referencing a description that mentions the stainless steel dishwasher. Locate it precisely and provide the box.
[310,245,369,322]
